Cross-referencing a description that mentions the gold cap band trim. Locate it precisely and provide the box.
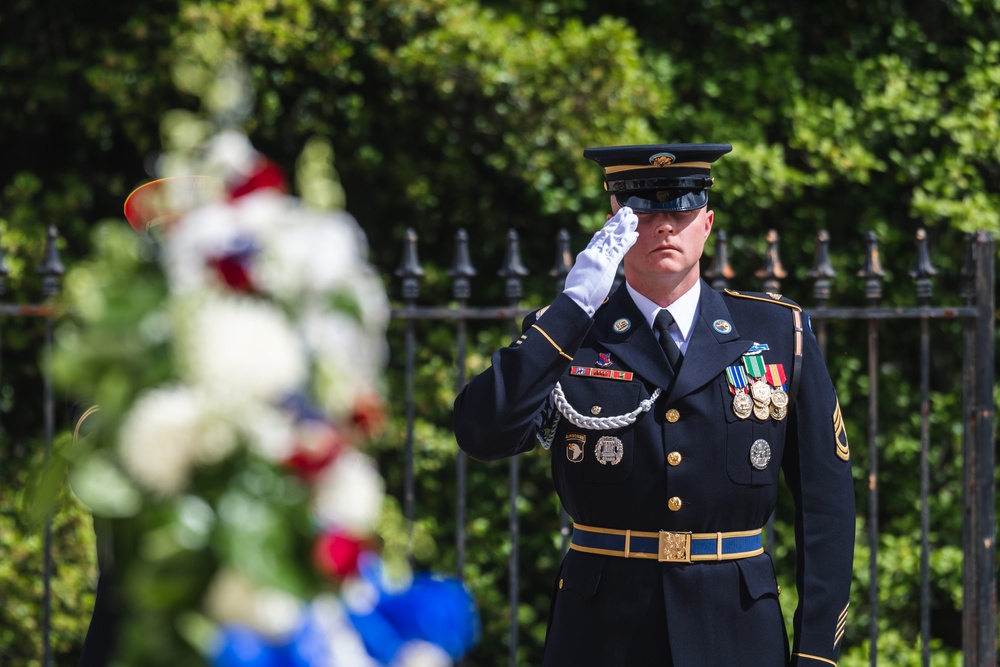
[604,161,713,175]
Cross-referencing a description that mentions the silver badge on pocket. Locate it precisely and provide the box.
[595,436,624,465]
[749,439,771,470]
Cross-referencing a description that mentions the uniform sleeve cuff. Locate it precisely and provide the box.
[791,652,838,666]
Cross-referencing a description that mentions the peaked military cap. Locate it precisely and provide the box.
[583,143,733,213]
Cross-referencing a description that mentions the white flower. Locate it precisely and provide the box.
[255,208,366,300]
[348,269,392,332]
[308,595,381,667]
[238,403,296,462]
[302,309,388,417]
[118,386,208,495]
[391,641,453,667]
[178,295,307,402]
[312,451,385,534]
[204,568,303,640]
[204,130,260,181]
[162,201,245,293]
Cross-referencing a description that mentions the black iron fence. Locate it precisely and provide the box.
[390,226,996,667]
[7,225,997,666]
[1,226,65,667]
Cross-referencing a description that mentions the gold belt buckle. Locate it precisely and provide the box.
[658,531,692,563]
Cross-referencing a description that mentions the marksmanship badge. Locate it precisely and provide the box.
[749,439,771,470]
[594,436,624,465]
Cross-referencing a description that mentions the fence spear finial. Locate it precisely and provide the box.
[909,228,937,303]
[394,227,425,300]
[550,229,572,295]
[448,229,477,301]
[37,226,64,298]
[809,230,836,305]
[960,232,977,305]
[705,230,734,291]
[499,229,529,301]
[755,229,787,293]
[858,230,885,304]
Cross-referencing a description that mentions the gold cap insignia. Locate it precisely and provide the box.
[649,152,676,167]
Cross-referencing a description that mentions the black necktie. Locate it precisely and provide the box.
[654,309,683,371]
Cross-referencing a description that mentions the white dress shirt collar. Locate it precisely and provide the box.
[625,280,701,354]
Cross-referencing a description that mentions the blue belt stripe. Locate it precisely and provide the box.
[572,529,761,557]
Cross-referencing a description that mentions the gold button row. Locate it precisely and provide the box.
[665,407,683,511]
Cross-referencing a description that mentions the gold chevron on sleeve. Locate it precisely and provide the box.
[834,602,850,647]
[833,398,850,461]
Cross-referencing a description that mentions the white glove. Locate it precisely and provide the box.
[563,206,639,316]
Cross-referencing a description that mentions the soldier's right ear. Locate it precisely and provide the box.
[609,195,621,217]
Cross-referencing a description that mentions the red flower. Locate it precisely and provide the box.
[351,393,387,439]
[209,254,254,292]
[229,159,287,199]
[283,420,345,481]
[313,531,364,578]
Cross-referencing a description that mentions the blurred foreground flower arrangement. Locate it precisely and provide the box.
[51,61,478,667]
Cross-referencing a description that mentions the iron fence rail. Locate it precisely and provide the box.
[6,226,996,666]
[0,226,64,667]
[389,226,996,667]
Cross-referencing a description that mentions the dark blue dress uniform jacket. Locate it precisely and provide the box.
[453,281,855,667]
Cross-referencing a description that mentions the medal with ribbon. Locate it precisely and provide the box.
[743,354,772,420]
[726,364,753,419]
[766,363,789,420]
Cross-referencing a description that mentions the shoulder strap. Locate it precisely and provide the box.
[789,310,804,407]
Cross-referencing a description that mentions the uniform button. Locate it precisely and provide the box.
[665,408,680,423]
[559,579,564,589]
[590,405,602,415]
[668,497,683,511]
[667,451,682,466]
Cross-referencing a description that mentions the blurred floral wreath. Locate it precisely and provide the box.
[51,50,478,667]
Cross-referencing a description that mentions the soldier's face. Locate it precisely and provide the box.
[615,200,714,281]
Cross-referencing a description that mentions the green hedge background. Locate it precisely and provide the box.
[2,0,998,664]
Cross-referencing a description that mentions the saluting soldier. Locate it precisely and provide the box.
[453,144,855,666]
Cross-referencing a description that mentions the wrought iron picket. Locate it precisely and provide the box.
[389,227,995,667]
[7,225,996,666]
[1,226,64,667]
